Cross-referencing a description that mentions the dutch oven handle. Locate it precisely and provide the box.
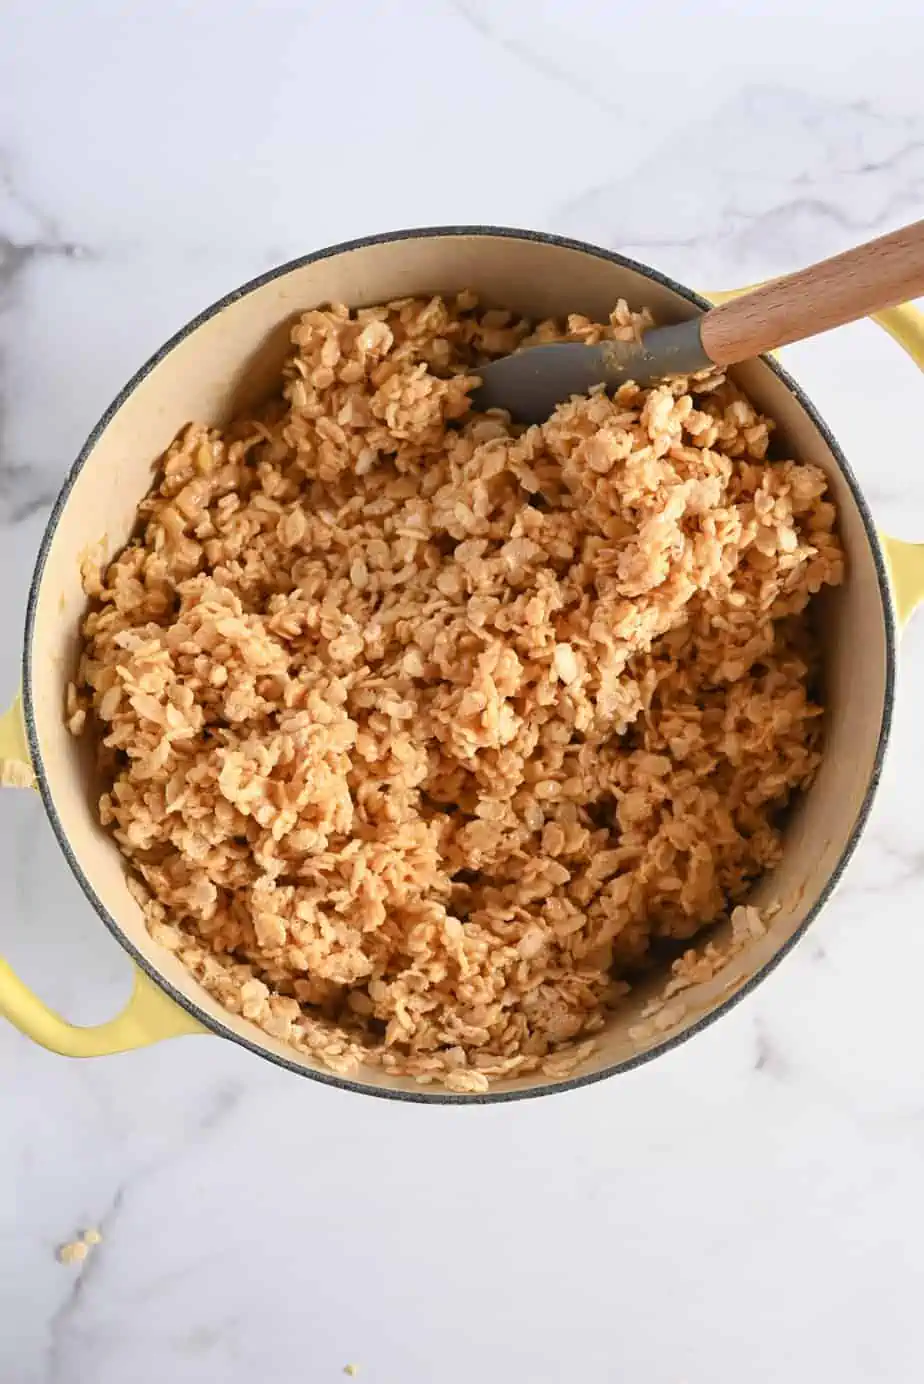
[0,695,203,1055]
[871,303,924,622]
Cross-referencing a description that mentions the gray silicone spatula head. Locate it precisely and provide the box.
[469,320,710,424]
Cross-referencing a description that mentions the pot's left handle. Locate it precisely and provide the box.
[0,696,205,1055]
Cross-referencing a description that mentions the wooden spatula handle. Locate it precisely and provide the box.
[700,219,924,366]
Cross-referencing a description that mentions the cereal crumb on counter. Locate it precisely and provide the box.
[69,292,843,1092]
[57,1227,102,1264]
[57,1240,88,1265]
[343,1365,359,1377]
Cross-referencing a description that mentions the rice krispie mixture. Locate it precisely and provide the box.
[69,293,843,1092]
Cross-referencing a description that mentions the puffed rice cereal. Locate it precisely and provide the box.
[69,293,843,1090]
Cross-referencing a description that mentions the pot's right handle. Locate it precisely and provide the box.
[0,696,205,1055]
[881,533,924,627]
[869,303,924,627]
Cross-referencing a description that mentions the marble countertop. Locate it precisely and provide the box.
[4,2,924,1381]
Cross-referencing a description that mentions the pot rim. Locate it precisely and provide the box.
[21,224,899,1104]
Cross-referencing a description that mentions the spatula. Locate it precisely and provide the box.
[471,219,924,423]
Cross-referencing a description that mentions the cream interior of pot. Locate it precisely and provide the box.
[27,233,890,1095]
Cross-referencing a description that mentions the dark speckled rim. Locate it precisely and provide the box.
[21,225,898,1104]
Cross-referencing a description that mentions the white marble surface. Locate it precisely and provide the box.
[4,2,924,1380]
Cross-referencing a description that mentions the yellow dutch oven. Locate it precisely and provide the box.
[1,227,923,1102]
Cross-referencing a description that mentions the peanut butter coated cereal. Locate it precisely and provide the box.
[70,294,843,1090]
